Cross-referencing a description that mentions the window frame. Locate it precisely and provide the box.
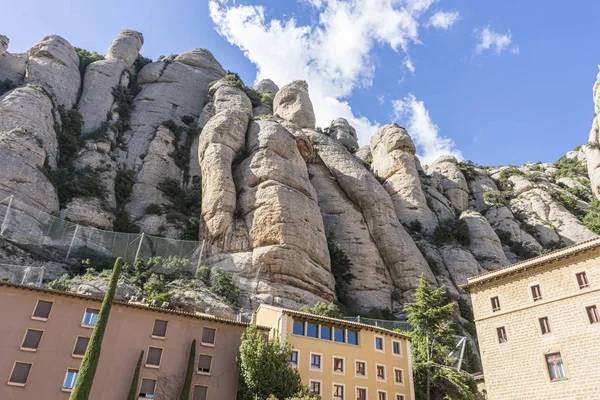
[310,352,322,371]
[376,363,386,382]
[81,308,100,328]
[20,328,44,352]
[293,320,305,336]
[332,355,345,375]
[539,317,551,335]
[356,386,368,400]
[497,326,507,343]
[395,394,406,400]
[151,319,168,339]
[332,382,345,400]
[72,336,90,358]
[320,325,332,341]
[347,329,359,345]
[355,359,367,378]
[61,368,79,392]
[394,368,404,385]
[334,327,345,343]
[374,335,384,352]
[201,326,217,347]
[530,283,543,302]
[289,350,299,367]
[378,390,388,400]
[309,380,322,395]
[7,361,32,387]
[545,352,567,381]
[31,299,53,321]
[586,305,599,324]
[576,271,590,289]
[490,296,501,312]
[392,340,402,356]
[193,385,209,400]
[197,353,213,375]
[145,346,164,369]
[306,322,319,338]
[139,377,157,398]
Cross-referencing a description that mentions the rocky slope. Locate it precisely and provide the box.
[1,31,599,325]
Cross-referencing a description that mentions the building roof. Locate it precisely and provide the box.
[0,281,270,330]
[462,237,600,291]
[258,304,411,340]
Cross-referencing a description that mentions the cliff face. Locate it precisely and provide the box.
[1,31,598,315]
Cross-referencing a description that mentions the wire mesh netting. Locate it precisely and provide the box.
[0,264,44,286]
[342,316,413,332]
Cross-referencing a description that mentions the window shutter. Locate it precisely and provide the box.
[10,363,31,384]
[152,320,168,337]
[202,328,216,344]
[34,301,52,318]
[198,355,212,372]
[73,337,90,355]
[146,348,163,366]
[194,386,208,400]
[140,379,156,394]
[22,330,43,349]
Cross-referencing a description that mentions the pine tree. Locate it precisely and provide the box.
[69,258,123,400]
[404,274,479,400]
[179,339,196,400]
[127,350,144,400]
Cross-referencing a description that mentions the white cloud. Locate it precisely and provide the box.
[427,11,460,29]
[377,95,385,105]
[300,0,324,8]
[392,94,462,164]
[209,0,441,145]
[475,26,519,55]
[403,56,415,73]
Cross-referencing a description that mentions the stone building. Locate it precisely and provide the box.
[463,238,600,400]
[0,281,269,400]
[256,305,415,400]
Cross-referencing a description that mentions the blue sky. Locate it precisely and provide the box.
[2,0,600,165]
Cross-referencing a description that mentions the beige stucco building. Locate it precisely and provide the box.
[463,238,600,400]
[256,305,415,400]
[0,281,269,400]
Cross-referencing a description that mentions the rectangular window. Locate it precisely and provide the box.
[576,272,589,289]
[334,328,345,343]
[289,350,298,366]
[307,322,319,338]
[152,319,168,338]
[396,396,405,400]
[378,391,387,400]
[139,378,157,398]
[356,361,366,376]
[309,381,321,395]
[193,385,208,400]
[63,369,78,390]
[395,369,403,384]
[531,285,542,301]
[392,341,401,355]
[377,365,385,380]
[546,353,566,380]
[146,347,163,367]
[321,326,332,340]
[73,336,90,357]
[310,354,321,369]
[202,327,216,345]
[491,296,501,312]
[333,357,344,373]
[198,354,212,374]
[8,362,32,386]
[539,317,551,335]
[333,384,344,400]
[357,388,367,400]
[293,320,305,336]
[32,300,52,319]
[586,305,599,324]
[375,336,384,350]
[82,308,99,327]
[347,330,358,345]
[21,329,43,350]
[497,327,507,343]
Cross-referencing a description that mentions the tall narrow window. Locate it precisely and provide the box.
[32,300,52,319]
[72,336,90,357]
[491,296,501,312]
[333,384,344,400]
[394,369,403,384]
[309,381,321,395]
[334,328,345,343]
[377,365,386,380]
[289,350,298,366]
[293,320,305,335]
[347,330,358,345]
[198,354,212,374]
[539,317,551,335]
[378,391,387,400]
[139,378,157,398]
[152,319,168,338]
[333,357,344,373]
[8,362,32,386]
[392,341,401,355]
[21,329,43,350]
[202,327,216,345]
[531,285,542,301]
[63,369,78,390]
[546,353,566,380]
[357,388,367,400]
[310,354,321,369]
[193,385,208,400]
[307,322,319,338]
[321,325,332,340]
[576,272,589,289]
[82,309,99,327]
[356,361,366,376]
[586,305,599,324]
[497,327,507,343]
[146,347,163,367]
[375,336,384,351]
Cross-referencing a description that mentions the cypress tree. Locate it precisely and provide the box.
[70,258,123,400]
[127,350,144,400]
[179,339,196,400]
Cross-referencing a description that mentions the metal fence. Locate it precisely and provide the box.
[0,264,44,286]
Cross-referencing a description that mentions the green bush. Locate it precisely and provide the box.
[145,203,163,215]
[458,160,478,181]
[582,200,600,235]
[554,156,587,179]
[0,78,15,95]
[483,191,512,206]
[365,153,373,165]
[75,47,104,75]
[181,115,195,126]
[197,265,211,286]
[327,237,355,305]
[157,178,201,240]
[133,55,152,73]
[48,275,72,291]
[111,86,134,151]
[113,210,140,233]
[565,185,592,201]
[210,267,240,306]
[299,302,343,318]
[497,166,523,191]
[210,73,262,107]
[261,92,273,108]
[457,297,474,323]
[407,220,423,233]
[433,219,470,247]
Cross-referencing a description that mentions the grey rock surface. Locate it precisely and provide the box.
[273,80,316,129]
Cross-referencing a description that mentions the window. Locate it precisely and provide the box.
[531,285,542,301]
[392,341,401,355]
[376,365,386,380]
[491,296,501,312]
[334,328,345,343]
[357,388,367,400]
[321,325,332,340]
[152,320,168,338]
[333,357,344,373]
[310,353,321,369]
[356,361,366,376]
[378,391,387,400]
[82,308,99,327]
[576,272,589,289]
[394,369,403,384]
[63,369,78,390]
[333,384,344,400]
[347,330,358,345]
[396,395,405,400]
[32,300,52,319]
[72,336,90,357]
[202,327,216,345]
[310,381,321,395]
[307,322,319,338]
[198,354,212,374]
[546,353,566,380]
[8,362,32,386]
[289,350,298,366]
[193,385,208,400]
[293,320,305,335]
[139,378,156,398]
[586,305,599,324]
[146,347,163,367]
[497,327,507,343]
[21,329,43,350]
[539,317,551,335]
[375,336,384,351]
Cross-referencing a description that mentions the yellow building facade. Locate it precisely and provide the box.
[256,305,415,400]
[463,238,600,400]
